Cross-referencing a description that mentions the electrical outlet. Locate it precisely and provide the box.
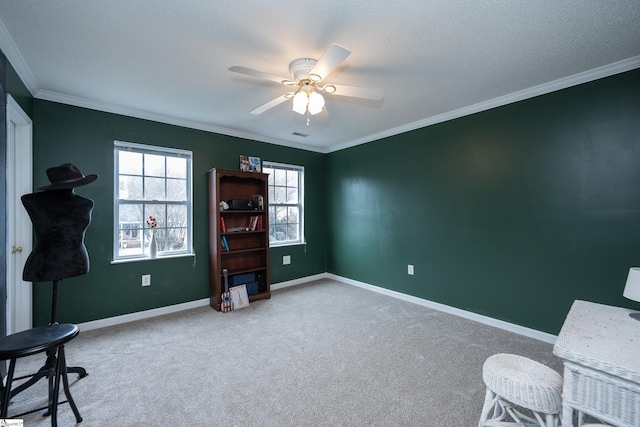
[283,255,291,265]
[408,265,414,275]
[142,274,151,287]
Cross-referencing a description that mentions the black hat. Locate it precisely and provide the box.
[37,163,98,190]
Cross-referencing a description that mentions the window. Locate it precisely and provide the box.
[114,141,193,260]
[263,162,304,246]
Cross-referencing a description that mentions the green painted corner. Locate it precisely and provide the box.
[326,69,640,335]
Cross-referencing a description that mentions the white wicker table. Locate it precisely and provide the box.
[553,300,640,427]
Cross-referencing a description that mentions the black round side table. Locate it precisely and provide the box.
[0,323,83,426]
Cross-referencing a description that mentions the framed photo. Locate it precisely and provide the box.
[240,155,261,172]
[229,284,250,309]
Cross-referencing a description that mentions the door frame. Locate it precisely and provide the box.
[6,94,32,334]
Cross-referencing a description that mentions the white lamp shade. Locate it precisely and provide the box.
[292,91,308,115]
[623,267,640,302]
[307,91,325,115]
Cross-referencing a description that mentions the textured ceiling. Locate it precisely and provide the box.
[0,1,639,153]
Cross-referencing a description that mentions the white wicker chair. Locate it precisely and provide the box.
[478,353,563,427]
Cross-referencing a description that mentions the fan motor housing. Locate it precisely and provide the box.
[289,58,317,82]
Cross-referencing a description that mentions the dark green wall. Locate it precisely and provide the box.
[12,62,640,334]
[31,100,326,325]
[327,69,640,335]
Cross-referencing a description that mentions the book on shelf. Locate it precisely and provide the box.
[246,215,259,231]
[256,215,263,231]
[221,236,230,251]
[220,217,227,233]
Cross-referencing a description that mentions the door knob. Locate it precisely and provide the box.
[11,246,22,253]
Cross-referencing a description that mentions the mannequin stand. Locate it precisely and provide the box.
[9,280,88,414]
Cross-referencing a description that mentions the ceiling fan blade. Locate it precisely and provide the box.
[327,84,384,101]
[249,94,291,114]
[229,66,289,85]
[309,43,351,82]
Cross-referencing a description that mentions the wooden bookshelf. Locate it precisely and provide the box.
[208,168,270,311]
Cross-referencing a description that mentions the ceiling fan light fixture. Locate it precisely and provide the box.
[292,90,325,116]
[292,91,308,115]
[229,43,382,117]
[323,84,336,94]
[307,91,325,115]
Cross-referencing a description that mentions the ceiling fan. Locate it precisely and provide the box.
[229,43,384,118]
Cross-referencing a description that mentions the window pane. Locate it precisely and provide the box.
[286,187,298,203]
[287,207,299,223]
[145,205,166,228]
[167,205,187,227]
[166,157,186,178]
[274,169,286,186]
[286,170,298,187]
[119,203,142,223]
[268,186,275,204]
[118,230,143,257]
[144,153,165,177]
[274,186,286,204]
[275,206,287,223]
[119,175,143,200]
[118,205,143,257]
[268,206,275,226]
[167,178,186,201]
[167,228,187,250]
[274,224,287,241]
[119,151,142,175]
[287,223,298,240]
[144,177,165,200]
[264,167,274,184]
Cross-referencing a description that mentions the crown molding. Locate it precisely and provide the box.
[0,13,324,154]
[327,55,640,153]
[35,89,325,153]
[0,16,38,94]
[2,3,637,157]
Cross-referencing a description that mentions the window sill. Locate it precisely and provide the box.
[269,241,306,248]
[111,252,195,265]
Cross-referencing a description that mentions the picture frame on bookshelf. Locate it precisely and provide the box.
[229,284,250,309]
[240,155,261,172]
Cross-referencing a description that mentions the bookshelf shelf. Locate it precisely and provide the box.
[208,168,271,311]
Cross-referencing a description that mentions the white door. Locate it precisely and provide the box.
[6,94,32,334]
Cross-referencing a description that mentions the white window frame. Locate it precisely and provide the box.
[113,141,193,261]
[263,161,305,247]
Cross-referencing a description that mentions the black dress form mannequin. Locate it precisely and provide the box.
[14,163,97,406]
[21,189,93,281]
[21,189,93,325]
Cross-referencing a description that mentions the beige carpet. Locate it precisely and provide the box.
[6,279,561,426]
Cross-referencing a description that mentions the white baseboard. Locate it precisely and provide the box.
[78,299,210,332]
[77,274,329,332]
[326,274,557,344]
[78,273,328,331]
[78,272,557,344]
[270,273,330,290]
